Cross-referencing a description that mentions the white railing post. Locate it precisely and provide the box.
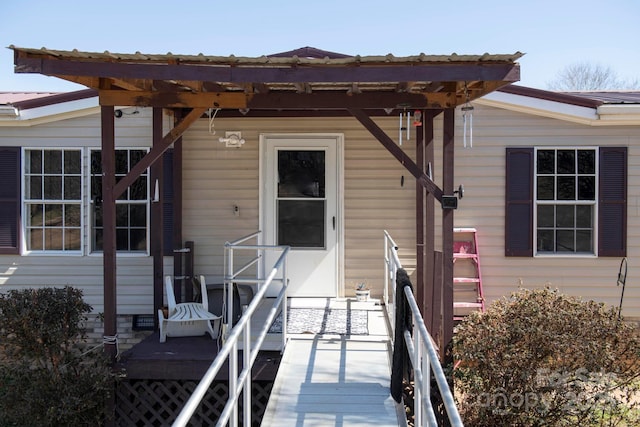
[172,232,290,427]
[385,231,464,427]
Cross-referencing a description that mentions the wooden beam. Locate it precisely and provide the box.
[249,92,456,110]
[99,90,250,108]
[349,108,443,201]
[113,107,206,199]
[15,55,521,84]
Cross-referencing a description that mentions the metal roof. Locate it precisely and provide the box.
[10,45,523,113]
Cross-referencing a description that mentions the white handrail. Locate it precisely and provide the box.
[384,230,463,427]
[172,232,289,427]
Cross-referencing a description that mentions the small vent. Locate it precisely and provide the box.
[132,314,155,331]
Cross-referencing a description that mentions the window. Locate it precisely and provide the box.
[535,148,596,254]
[24,149,82,253]
[505,147,626,257]
[90,149,149,253]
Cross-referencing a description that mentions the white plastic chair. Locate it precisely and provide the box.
[158,275,221,343]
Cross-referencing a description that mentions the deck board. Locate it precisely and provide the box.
[261,299,403,426]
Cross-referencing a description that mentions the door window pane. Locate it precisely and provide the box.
[278,200,325,248]
[278,151,325,198]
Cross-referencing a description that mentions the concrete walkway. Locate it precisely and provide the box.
[260,299,405,427]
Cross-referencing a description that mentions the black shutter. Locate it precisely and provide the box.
[599,147,627,257]
[0,147,20,254]
[505,147,534,256]
[162,149,174,256]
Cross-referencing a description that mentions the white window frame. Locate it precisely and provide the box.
[21,147,84,256]
[88,148,150,256]
[533,147,598,257]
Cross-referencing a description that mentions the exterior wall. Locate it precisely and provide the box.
[0,108,157,314]
[3,101,638,322]
[181,116,418,299]
[449,104,640,319]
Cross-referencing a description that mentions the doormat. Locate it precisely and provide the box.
[268,308,368,335]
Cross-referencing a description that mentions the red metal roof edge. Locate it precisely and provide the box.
[11,88,97,110]
[498,85,604,108]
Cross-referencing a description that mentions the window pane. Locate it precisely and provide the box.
[557,176,575,200]
[116,229,129,250]
[537,176,555,200]
[576,205,592,228]
[556,205,574,227]
[130,150,146,169]
[44,176,62,199]
[45,228,63,250]
[64,176,81,200]
[576,230,592,252]
[29,229,43,250]
[64,151,81,174]
[278,151,325,198]
[578,150,595,174]
[27,150,42,174]
[557,150,575,174]
[64,229,81,250]
[130,204,147,227]
[556,230,575,252]
[44,150,62,174]
[278,200,325,247]
[115,151,128,174]
[116,205,129,227]
[537,205,554,227]
[537,150,555,174]
[578,176,595,200]
[130,229,147,251]
[130,176,147,200]
[93,229,103,251]
[537,230,554,252]
[28,176,42,199]
[65,205,81,227]
[45,204,63,227]
[29,204,43,227]
[91,151,102,174]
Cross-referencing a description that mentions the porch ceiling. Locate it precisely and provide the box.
[10,46,522,113]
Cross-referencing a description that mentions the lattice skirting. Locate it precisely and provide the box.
[115,379,273,426]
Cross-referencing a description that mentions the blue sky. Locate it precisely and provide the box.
[1,0,638,92]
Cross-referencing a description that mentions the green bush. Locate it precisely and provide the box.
[454,287,640,426]
[0,287,114,426]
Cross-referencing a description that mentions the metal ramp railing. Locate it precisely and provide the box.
[384,230,464,427]
[173,231,289,427]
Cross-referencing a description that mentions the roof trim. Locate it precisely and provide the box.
[481,85,640,126]
[10,88,97,110]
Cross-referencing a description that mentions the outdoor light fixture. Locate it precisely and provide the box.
[219,131,245,148]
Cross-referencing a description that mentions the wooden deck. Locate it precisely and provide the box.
[117,331,281,381]
[261,299,405,427]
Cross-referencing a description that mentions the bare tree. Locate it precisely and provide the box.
[547,61,640,91]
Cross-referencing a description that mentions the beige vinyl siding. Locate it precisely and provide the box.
[450,104,640,319]
[181,116,417,298]
[0,109,155,314]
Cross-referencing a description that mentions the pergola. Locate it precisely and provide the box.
[11,45,522,360]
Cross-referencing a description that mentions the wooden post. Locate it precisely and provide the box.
[442,108,455,367]
[415,112,425,317]
[101,105,117,360]
[424,111,437,333]
[151,107,164,328]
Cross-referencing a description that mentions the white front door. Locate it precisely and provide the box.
[261,134,342,297]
